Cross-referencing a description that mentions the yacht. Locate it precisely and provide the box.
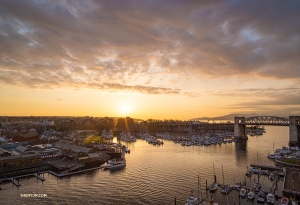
[267,154,282,159]
[254,182,261,193]
[257,190,265,203]
[235,182,241,190]
[102,158,126,169]
[248,189,255,200]
[221,185,231,195]
[209,182,218,191]
[280,197,289,205]
[266,193,275,204]
[185,195,198,205]
[185,189,200,205]
[239,188,247,198]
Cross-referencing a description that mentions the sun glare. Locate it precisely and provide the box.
[119,104,131,114]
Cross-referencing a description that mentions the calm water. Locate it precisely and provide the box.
[1,126,290,205]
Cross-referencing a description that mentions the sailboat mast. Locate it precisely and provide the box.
[222,165,224,186]
[198,175,200,203]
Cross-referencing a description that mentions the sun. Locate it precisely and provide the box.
[119,104,131,114]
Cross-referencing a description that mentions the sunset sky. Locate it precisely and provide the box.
[1,1,300,120]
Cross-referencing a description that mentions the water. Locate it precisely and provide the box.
[0,126,290,204]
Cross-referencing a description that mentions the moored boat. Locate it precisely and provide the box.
[102,158,126,169]
[257,190,265,203]
[280,197,289,205]
[239,188,247,198]
[248,189,255,200]
[266,193,275,204]
[209,182,218,191]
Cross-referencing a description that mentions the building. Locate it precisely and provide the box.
[15,145,35,155]
[12,133,40,142]
[0,142,28,151]
[0,148,11,157]
[0,153,41,170]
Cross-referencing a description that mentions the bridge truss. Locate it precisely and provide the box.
[244,116,290,126]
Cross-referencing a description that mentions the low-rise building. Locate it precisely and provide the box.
[0,153,41,169]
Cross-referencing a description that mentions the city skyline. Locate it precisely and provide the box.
[1,1,300,120]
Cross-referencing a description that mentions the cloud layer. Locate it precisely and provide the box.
[1,0,300,95]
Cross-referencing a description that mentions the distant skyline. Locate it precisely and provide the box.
[1,1,300,120]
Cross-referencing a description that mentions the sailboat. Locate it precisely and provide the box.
[185,176,201,205]
[209,163,218,192]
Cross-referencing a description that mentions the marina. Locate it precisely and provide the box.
[0,126,299,204]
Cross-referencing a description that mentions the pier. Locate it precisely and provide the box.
[0,172,45,186]
[250,163,283,171]
[0,165,105,188]
[282,168,300,198]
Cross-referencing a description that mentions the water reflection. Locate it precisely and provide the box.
[0,126,291,205]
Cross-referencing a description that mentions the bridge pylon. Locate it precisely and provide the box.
[234,117,248,140]
[289,116,300,146]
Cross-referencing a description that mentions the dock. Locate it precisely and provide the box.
[43,165,104,178]
[250,163,283,171]
[33,173,45,181]
[0,172,46,187]
[282,168,300,198]
[0,177,20,186]
[0,165,105,189]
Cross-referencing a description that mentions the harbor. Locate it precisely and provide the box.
[0,126,299,204]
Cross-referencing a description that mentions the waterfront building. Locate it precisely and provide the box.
[15,145,35,155]
[0,153,41,170]
[0,142,29,151]
[0,148,11,157]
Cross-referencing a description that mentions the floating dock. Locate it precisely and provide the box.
[43,165,104,178]
[250,163,283,171]
[282,168,300,198]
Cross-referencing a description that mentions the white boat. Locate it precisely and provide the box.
[267,193,275,204]
[102,158,126,169]
[248,189,255,200]
[239,188,247,198]
[185,194,198,205]
[257,190,265,202]
[281,197,289,205]
[209,182,218,191]
[267,154,282,159]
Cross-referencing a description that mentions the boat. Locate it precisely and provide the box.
[221,185,231,195]
[267,154,282,159]
[248,189,255,200]
[185,193,198,205]
[257,190,265,203]
[235,182,241,190]
[254,182,261,193]
[102,158,126,169]
[209,182,218,191]
[239,188,247,198]
[280,197,289,205]
[269,172,275,180]
[266,193,275,204]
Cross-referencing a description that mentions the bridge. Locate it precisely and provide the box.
[234,116,300,146]
[144,116,300,146]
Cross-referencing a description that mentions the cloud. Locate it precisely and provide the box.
[214,87,300,116]
[0,0,300,95]
[57,99,62,101]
